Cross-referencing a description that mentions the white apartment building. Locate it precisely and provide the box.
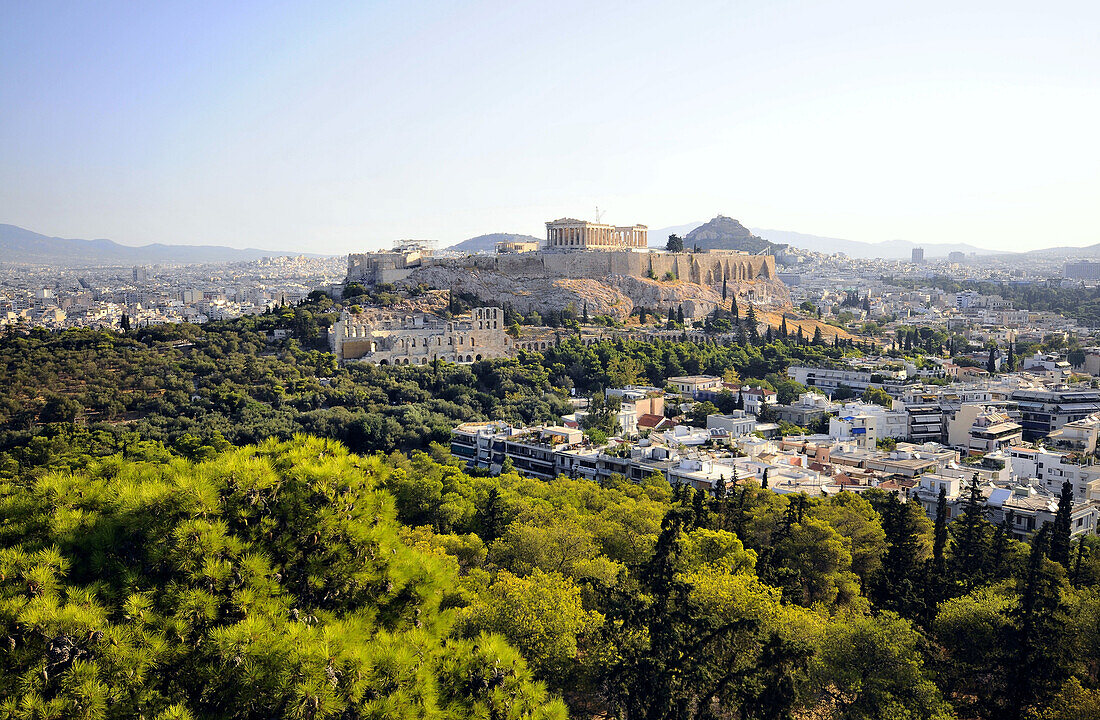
[828,401,908,449]
[707,411,757,437]
[1007,447,1100,502]
[669,375,723,396]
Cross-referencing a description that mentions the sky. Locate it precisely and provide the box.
[2,0,1099,254]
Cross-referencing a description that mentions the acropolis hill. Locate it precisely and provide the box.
[347,239,788,324]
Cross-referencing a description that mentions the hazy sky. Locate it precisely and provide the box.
[3,1,1098,253]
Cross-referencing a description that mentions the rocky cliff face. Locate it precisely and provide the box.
[399,265,789,321]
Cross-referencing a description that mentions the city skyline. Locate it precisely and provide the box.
[3,1,1098,254]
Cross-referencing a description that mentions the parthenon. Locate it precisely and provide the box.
[545,218,647,250]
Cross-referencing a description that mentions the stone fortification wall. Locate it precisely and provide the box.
[397,250,786,322]
[425,250,774,284]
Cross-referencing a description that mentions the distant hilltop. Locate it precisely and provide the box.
[449,232,542,254]
[662,216,788,255]
[0,224,330,266]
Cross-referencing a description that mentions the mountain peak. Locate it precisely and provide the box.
[683,216,785,254]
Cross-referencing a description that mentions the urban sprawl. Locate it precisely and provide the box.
[8,216,1100,539]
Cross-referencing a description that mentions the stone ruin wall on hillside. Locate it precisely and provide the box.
[423,250,776,285]
[387,250,787,322]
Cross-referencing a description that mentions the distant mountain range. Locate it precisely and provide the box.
[648,221,1100,260]
[0,224,327,266]
[8,220,1099,266]
[751,228,1005,259]
[1021,243,1100,259]
[448,232,542,254]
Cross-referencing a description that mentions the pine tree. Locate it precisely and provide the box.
[1050,480,1074,568]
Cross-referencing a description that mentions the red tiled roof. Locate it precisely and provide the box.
[639,414,675,430]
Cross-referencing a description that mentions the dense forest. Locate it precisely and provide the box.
[0,299,846,457]
[4,430,1100,718]
[4,310,1100,718]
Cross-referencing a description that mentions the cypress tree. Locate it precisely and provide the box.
[479,486,505,542]
[691,486,708,528]
[1050,480,1074,568]
[875,493,927,621]
[1072,540,1088,587]
[925,485,950,624]
[932,485,949,566]
[1007,524,1068,720]
[583,302,590,324]
[987,345,997,374]
[722,276,727,301]
[780,316,788,338]
[952,473,991,588]
[812,327,822,345]
[990,510,1013,580]
[676,305,684,324]
[761,468,769,490]
[730,295,739,319]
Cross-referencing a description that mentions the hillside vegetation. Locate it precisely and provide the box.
[3,308,1100,718]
